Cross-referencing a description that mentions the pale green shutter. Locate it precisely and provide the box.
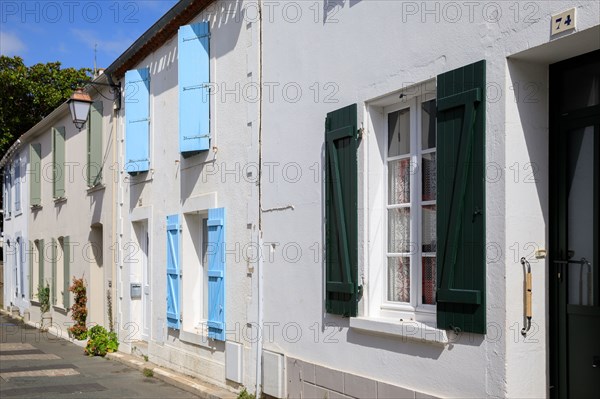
[88,101,103,186]
[63,236,71,308]
[30,144,42,206]
[38,239,45,292]
[51,238,57,305]
[29,240,34,299]
[52,127,66,198]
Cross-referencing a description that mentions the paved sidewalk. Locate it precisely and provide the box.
[0,313,236,398]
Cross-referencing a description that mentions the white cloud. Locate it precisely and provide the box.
[0,31,26,56]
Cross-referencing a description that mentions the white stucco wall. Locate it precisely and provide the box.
[259,1,599,397]
[116,0,260,389]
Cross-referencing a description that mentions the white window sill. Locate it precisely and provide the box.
[349,317,449,345]
[179,326,214,348]
[87,184,105,194]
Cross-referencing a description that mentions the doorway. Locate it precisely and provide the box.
[549,49,600,398]
[89,224,104,326]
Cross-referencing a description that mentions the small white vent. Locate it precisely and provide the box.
[263,350,285,398]
[226,341,243,383]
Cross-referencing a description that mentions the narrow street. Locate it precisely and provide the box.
[0,314,198,398]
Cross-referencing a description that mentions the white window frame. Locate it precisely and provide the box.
[365,81,437,325]
[181,210,210,342]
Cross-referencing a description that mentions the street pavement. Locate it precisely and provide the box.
[0,314,199,398]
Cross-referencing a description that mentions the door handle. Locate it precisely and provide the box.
[593,356,600,368]
[553,258,590,266]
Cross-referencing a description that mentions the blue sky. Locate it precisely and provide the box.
[1,1,178,70]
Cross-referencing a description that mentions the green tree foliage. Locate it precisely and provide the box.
[0,56,91,155]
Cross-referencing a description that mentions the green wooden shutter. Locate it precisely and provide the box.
[88,101,103,186]
[63,236,71,309]
[52,127,66,198]
[51,238,57,305]
[436,60,486,334]
[29,240,34,299]
[30,144,42,206]
[325,104,360,317]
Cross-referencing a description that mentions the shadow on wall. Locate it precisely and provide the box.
[323,0,364,24]
[506,59,549,226]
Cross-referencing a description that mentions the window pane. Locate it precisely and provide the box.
[388,208,411,253]
[388,257,410,302]
[388,108,410,157]
[388,159,411,204]
[422,152,436,201]
[422,257,436,305]
[421,99,436,149]
[422,205,436,252]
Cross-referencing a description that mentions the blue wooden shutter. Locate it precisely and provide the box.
[166,214,181,329]
[125,68,150,174]
[207,207,225,340]
[325,104,360,317]
[178,22,210,156]
[436,60,486,334]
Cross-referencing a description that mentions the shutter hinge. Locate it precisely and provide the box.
[358,127,365,139]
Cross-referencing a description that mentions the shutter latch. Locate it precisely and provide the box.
[472,207,482,222]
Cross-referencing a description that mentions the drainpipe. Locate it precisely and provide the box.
[114,85,124,337]
[255,1,264,397]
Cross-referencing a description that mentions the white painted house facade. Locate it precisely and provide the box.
[258,2,599,398]
[2,1,599,398]
[1,82,116,331]
[2,142,30,313]
[103,0,261,391]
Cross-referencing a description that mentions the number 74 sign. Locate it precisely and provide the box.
[551,8,576,36]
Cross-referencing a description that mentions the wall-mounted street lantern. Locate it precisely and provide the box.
[68,80,121,130]
[67,88,93,130]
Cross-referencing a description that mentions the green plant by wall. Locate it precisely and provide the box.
[68,276,88,340]
[85,325,119,357]
[106,288,114,332]
[37,283,50,313]
[143,368,154,378]
[237,388,256,399]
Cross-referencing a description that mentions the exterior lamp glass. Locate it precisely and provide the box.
[68,88,93,130]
